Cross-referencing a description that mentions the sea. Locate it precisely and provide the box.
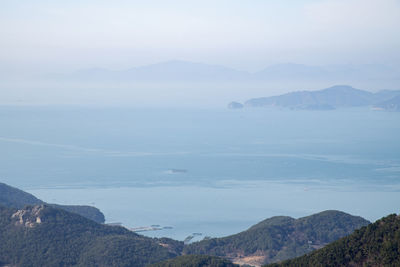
[1,106,399,240]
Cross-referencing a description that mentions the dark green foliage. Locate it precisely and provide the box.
[158,237,186,255]
[293,210,369,243]
[184,211,370,265]
[0,182,105,223]
[0,205,179,267]
[0,182,43,207]
[266,214,400,267]
[148,255,239,267]
[78,235,173,267]
[51,203,105,224]
[0,184,380,267]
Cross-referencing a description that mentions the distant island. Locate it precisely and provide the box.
[227,102,244,109]
[166,169,188,174]
[230,85,400,111]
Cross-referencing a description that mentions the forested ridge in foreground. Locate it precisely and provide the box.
[184,210,369,266]
[266,214,400,267]
[0,204,181,267]
[0,203,371,267]
[148,255,239,267]
[2,183,398,267]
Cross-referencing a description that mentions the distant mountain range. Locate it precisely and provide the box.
[45,61,400,84]
[0,182,105,223]
[3,60,398,107]
[46,60,248,82]
[231,85,400,111]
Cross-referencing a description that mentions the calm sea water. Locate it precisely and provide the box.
[1,106,399,240]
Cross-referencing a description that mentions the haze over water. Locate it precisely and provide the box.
[1,106,399,240]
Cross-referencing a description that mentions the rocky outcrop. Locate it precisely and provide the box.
[11,205,45,228]
[0,182,105,223]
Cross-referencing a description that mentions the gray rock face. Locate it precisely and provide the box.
[11,205,44,228]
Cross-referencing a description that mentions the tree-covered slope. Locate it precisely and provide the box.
[0,182,105,223]
[148,255,239,267]
[266,213,400,267]
[0,205,180,267]
[184,211,370,266]
[0,182,43,207]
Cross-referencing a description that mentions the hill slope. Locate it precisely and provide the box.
[266,213,400,267]
[149,255,238,267]
[0,182,105,223]
[0,205,180,267]
[184,211,370,266]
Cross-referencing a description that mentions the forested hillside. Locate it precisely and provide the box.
[184,211,369,266]
[149,255,238,267]
[266,214,400,267]
[0,182,105,223]
[0,205,180,267]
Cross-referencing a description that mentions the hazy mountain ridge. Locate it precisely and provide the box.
[183,211,370,266]
[44,61,400,84]
[243,85,400,110]
[45,60,250,82]
[266,213,400,267]
[4,61,399,107]
[0,182,105,223]
[255,63,400,81]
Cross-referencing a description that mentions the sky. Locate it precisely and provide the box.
[1,0,400,73]
[0,0,399,106]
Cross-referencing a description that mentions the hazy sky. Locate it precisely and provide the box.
[1,0,400,73]
[1,0,400,107]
